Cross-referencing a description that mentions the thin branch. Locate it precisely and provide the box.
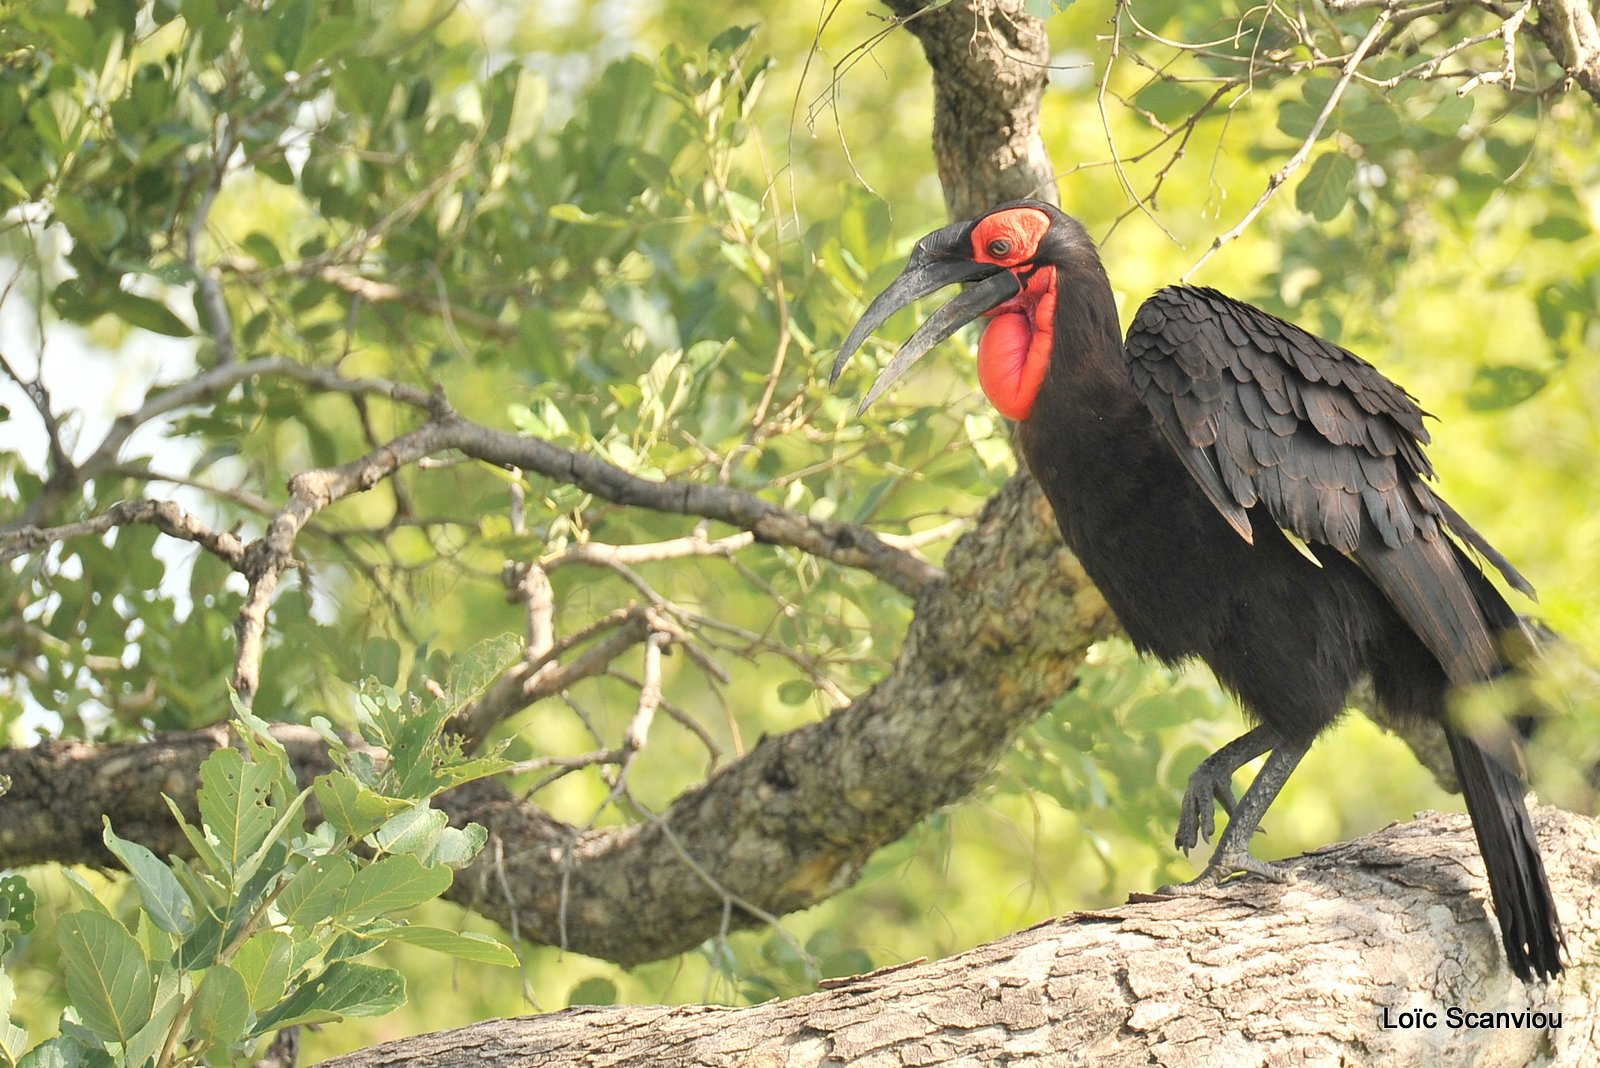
[548,532,757,569]
[1182,8,1394,281]
[0,498,249,569]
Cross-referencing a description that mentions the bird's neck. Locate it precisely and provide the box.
[1013,255,1149,487]
[1037,254,1135,411]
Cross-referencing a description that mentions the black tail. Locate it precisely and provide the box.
[1444,725,1564,981]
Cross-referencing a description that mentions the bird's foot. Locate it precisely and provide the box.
[1173,765,1239,853]
[1155,850,1294,895]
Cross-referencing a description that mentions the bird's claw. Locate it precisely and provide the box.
[1173,766,1239,853]
[1156,850,1295,895]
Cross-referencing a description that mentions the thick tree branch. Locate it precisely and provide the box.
[322,808,1600,1067]
[0,475,1112,965]
[1533,0,1600,100]
[882,0,1058,218]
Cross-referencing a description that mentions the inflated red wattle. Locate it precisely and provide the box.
[976,267,1056,420]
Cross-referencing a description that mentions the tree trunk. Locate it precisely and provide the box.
[321,808,1597,1067]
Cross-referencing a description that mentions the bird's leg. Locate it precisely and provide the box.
[1158,733,1312,893]
[1173,725,1279,853]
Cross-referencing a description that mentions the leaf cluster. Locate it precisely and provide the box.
[0,696,511,1066]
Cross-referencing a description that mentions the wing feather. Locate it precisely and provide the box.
[1125,286,1530,683]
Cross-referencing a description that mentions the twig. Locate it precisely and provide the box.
[0,499,250,569]
[1182,8,1394,281]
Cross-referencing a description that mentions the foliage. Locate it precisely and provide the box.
[0,695,510,1066]
[0,0,1596,1060]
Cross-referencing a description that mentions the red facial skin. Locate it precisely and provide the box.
[969,208,1057,421]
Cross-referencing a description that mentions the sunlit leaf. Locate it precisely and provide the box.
[376,926,518,967]
[101,819,193,935]
[252,962,405,1033]
[1295,152,1354,222]
[56,914,152,1045]
[340,854,452,924]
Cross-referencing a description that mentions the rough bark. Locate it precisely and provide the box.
[1534,0,1600,103]
[322,808,1600,1067]
[0,478,1113,966]
[884,0,1058,217]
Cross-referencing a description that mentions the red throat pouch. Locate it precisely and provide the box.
[977,267,1057,420]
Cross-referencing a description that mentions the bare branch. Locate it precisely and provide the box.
[0,498,249,569]
[188,116,239,365]
[549,532,757,568]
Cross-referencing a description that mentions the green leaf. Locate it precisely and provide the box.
[101,818,193,935]
[298,16,366,69]
[58,872,113,918]
[252,962,405,1033]
[189,964,250,1048]
[0,876,37,955]
[162,795,228,878]
[1466,365,1547,411]
[360,636,401,686]
[56,913,153,1045]
[1276,101,1324,142]
[313,772,409,839]
[1420,93,1473,135]
[1295,152,1354,222]
[777,679,813,706]
[232,930,293,1011]
[16,1036,115,1068]
[0,970,29,1068]
[1530,215,1589,242]
[371,805,447,857]
[197,748,277,875]
[240,232,283,269]
[51,195,126,250]
[340,854,452,925]
[1133,80,1207,125]
[120,965,183,1068]
[278,855,355,930]
[377,926,518,967]
[1339,103,1400,145]
[418,823,488,869]
[445,634,524,706]
[105,290,193,337]
[567,977,617,1006]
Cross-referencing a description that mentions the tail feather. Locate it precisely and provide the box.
[1444,726,1564,980]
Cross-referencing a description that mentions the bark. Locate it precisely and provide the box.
[322,808,1600,1067]
[1534,0,1600,103]
[884,0,1058,217]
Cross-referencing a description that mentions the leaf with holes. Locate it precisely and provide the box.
[197,749,277,875]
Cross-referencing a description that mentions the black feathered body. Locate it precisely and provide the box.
[1012,245,1562,977]
[1017,274,1405,742]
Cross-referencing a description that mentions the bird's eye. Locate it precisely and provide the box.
[987,238,1013,258]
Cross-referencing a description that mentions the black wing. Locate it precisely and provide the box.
[1124,286,1532,686]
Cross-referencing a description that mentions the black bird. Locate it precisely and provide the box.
[830,199,1564,981]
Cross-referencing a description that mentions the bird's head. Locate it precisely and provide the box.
[830,199,1089,420]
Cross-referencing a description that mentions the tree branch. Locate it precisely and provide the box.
[0,499,249,568]
[882,0,1058,218]
[321,808,1600,1067]
[1533,0,1600,101]
[0,474,1113,965]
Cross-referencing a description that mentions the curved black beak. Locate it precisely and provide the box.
[830,225,1021,415]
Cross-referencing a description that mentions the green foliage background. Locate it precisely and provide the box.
[1,0,1595,1059]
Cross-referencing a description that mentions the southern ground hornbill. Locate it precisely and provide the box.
[830,199,1564,981]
